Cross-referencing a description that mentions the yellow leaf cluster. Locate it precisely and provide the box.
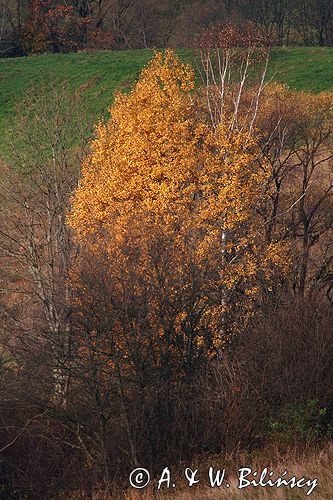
[68,50,289,353]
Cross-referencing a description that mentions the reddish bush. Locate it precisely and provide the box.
[21,0,93,54]
[195,21,272,50]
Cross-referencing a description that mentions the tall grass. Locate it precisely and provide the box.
[68,444,333,499]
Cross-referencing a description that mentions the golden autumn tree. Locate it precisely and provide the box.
[68,50,287,362]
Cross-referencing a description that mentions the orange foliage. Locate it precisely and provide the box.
[68,50,288,351]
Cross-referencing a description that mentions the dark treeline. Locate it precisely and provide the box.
[1,0,333,56]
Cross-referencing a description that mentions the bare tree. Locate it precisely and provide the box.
[0,80,92,405]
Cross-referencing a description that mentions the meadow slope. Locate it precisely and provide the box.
[1,47,333,147]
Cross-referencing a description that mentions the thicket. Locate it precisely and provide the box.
[1,0,333,56]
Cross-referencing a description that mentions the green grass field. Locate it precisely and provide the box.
[267,47,333,92]
[1,47,333,145]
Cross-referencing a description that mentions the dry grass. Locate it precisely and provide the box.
[68,444,333,499]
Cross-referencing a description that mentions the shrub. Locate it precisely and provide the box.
[267,399,330,448]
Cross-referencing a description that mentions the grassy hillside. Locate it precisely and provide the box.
[0,50,154,135]
[268,47,333,92]
[1,47,333,144]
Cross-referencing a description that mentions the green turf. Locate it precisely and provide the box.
[0,50,153,131]
[1,47,333,149]
[267,47,333,92]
